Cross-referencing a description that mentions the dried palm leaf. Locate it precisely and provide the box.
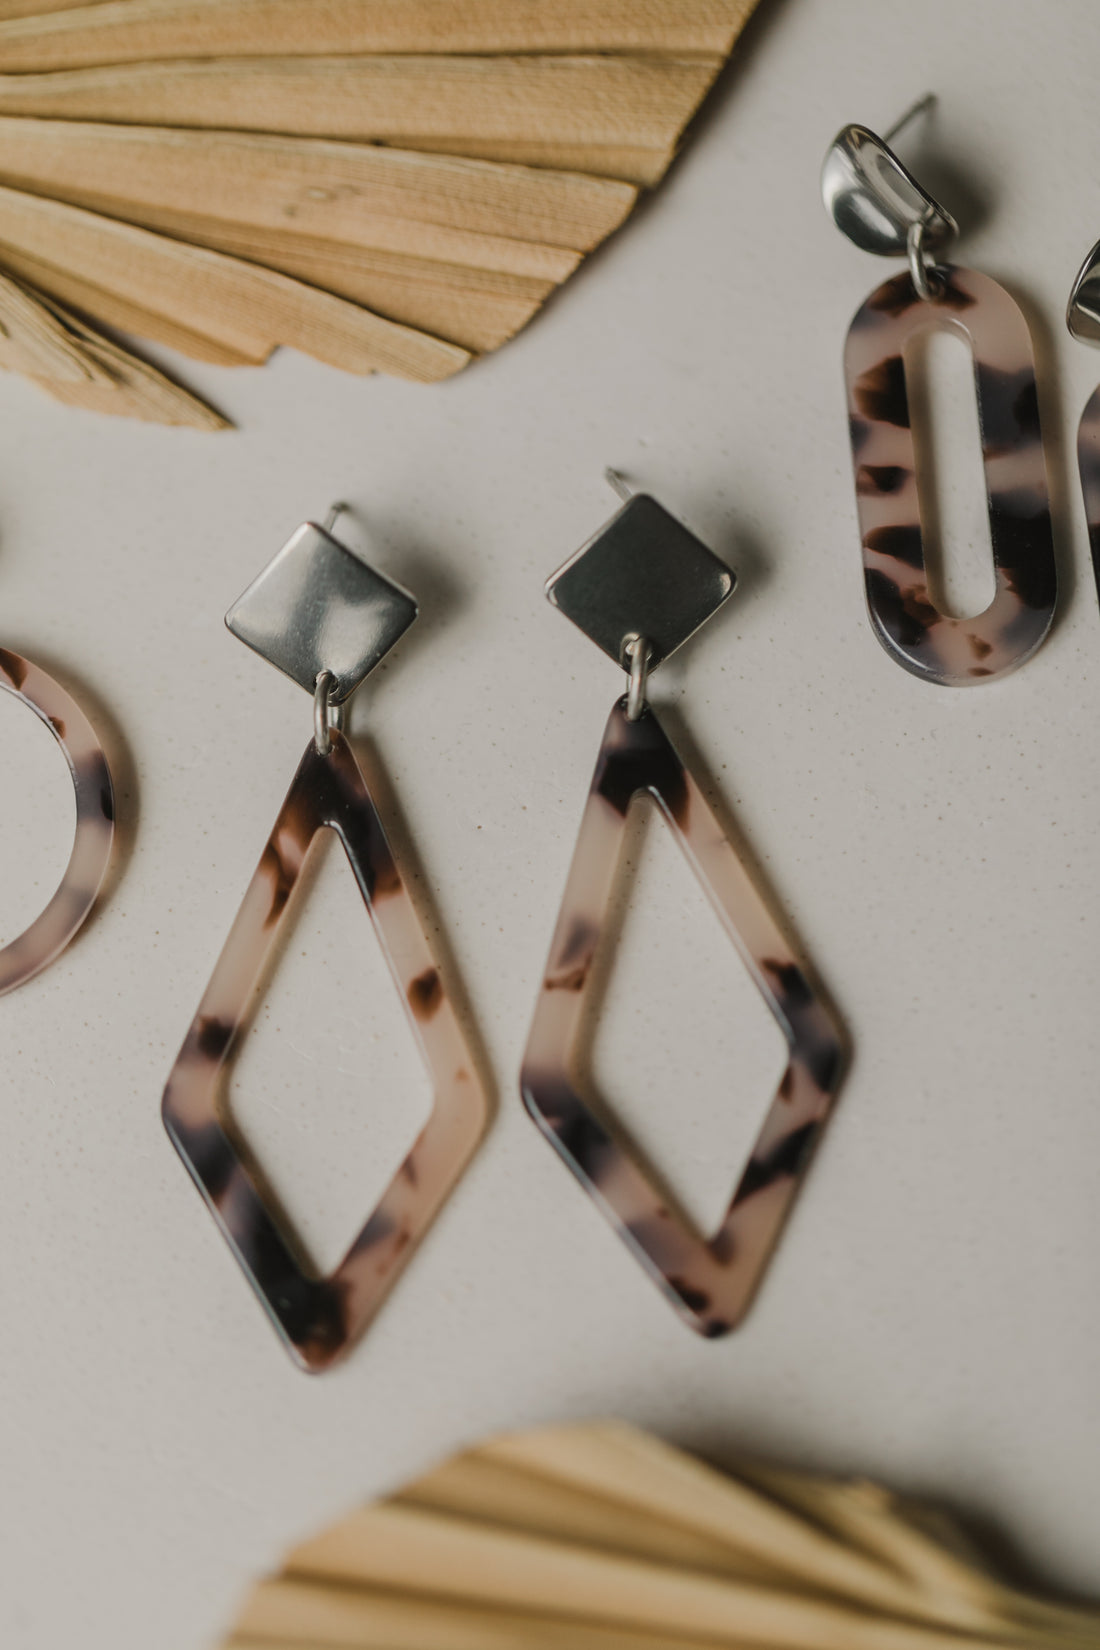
[218,1422,1100,1650]
[0,0,761,424]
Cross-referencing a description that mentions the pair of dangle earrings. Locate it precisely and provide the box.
[162,494,845,1370]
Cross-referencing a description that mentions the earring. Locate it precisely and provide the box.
[519,475,845,1339]
[0,647,113,993]
[162,506,488,1372]
[1067,244,1100,595]
[823,97,1057,685]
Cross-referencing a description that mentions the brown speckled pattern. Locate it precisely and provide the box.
[162,730,488,1373]
[845,266,1056,685]
[520,700,844,1338]
[1076,383,1100,600]
[0,646,113,993]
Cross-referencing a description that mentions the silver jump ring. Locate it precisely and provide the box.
[907,217,943,302]
[313,669,345,756]
[623,635,651,722]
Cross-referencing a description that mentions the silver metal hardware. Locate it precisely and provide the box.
[882,92,935,146]
[226,510,418,704]
[907,217,943,301]
[546,492,735,671]
[1067,239,1100,346]
[623,635,651,721]
[312,669,345,756]
[605,467,635,502]
[822,111,957,263]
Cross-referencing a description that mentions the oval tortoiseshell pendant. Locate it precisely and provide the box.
[845,265,1057,685]
[521,699,845,1339]
[1075,383,1100,602]
[0,646,113,993]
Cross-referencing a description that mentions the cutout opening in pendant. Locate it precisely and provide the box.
[579,794,789,1243]
[228,827,433,1280]
[903,324,997,620]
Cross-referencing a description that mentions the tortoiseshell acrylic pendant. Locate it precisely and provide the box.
[163,508,488,1371]
[845,266,1055,684]
[0,646,113,993]
[1067,238,1100,602]
[825,114,1057,685]
[521,480,845,1337]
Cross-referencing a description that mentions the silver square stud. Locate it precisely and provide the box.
[545,494,735,669]
[225,520,417,702]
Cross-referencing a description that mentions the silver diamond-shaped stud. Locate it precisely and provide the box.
[226,512,417,703]
[546,493,735,670]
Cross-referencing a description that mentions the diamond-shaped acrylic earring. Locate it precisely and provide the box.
[162,506,488,1372]
[520,475,845,1338]
[823,96,1058,684]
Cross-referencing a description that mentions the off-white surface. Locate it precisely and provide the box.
[0,3,1097,1643]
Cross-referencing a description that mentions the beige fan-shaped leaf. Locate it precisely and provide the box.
[0,0,761,425]
[219,1421,1099,1650]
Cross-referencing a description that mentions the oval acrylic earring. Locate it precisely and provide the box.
[823,97,1058,686]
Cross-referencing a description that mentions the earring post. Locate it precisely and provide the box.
[882,92,935,146]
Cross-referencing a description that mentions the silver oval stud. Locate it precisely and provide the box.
[1067,239,1100,346]
[822,122,957,259]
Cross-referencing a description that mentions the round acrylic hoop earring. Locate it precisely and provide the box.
[0,647,114,995]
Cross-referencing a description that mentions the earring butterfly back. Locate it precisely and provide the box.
[162,505,488,1372]
[824,96,1058,684]
[520,476,845,1338]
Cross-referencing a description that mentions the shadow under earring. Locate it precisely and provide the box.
[0,647,113,992]
[823,98,1057,685]
[162,507,488,1372]
[520,478,845,1339]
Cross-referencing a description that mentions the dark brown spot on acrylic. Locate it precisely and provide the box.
[990,502,1056,610]
[193,1015,236,1063]
[597,709,688,828]
[853,355,910,428]
[669,1276,710,1315]
[867,274,921,320]
[976,363,1041,449]
[865,568,938,649]
[734,1121,819,1206]
[778,1066,795,1102]
[48,716,65,739]
[546,916,597,991]
[259,839,297,926]
[761,959,813,1013]
[969,635,993,660]
[100,783,114,823]
[0,648,26,690]
[407,966,443,1020]
[864,523,924,569]
[857,464,908,495]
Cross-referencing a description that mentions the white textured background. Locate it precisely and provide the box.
[0,2,1097,1643]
